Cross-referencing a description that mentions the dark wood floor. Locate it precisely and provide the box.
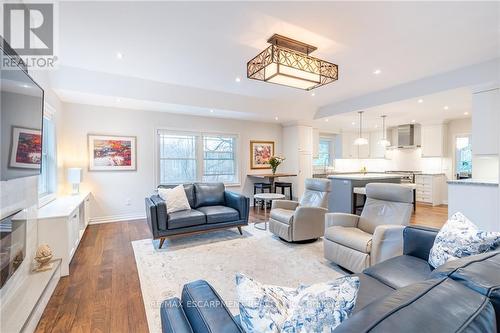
[36,203,447,332]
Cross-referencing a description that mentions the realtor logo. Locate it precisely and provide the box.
[3,3,54,56]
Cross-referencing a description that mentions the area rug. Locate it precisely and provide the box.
[132,226,346,333]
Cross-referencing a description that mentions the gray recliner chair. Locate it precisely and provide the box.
[324,183,413,273]
[269,178,331,242]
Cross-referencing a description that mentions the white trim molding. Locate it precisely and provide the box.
[89,213,146,225]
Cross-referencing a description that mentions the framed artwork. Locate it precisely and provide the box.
[88,134,137,171]
[250,140,274,169]
[9,126,42,169]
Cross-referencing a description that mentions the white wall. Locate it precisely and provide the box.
[60,103,283,222]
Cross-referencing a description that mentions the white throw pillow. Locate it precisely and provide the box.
[157,185,191,214]
[235,273,359,333]
[428,212,500,268]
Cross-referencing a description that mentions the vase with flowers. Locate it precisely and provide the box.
[268,156,285,175]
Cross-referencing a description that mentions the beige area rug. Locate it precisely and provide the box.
[132,226,346,333]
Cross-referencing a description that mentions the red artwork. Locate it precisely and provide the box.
[10,127,42,169]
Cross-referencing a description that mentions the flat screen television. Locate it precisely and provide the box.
[0,42,45,181]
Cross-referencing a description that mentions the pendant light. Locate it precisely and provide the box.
[354,111,368,145]
[378,115,391,147]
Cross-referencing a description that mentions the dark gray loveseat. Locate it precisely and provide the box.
[160,225,500,333]
[145,183,249,248]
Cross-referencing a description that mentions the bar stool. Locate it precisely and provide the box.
[274,182,293,200]
[253,182,272,207]
[352,187,367,214]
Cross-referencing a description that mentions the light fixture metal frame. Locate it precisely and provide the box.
[247,34,338,91]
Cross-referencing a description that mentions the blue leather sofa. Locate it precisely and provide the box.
[145,183,249,248]
[160,225,500,333]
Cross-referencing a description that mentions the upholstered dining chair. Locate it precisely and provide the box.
[269,178,331,242]
[324,183,413,273]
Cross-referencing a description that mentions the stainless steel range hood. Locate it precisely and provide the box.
[388,124,421,149]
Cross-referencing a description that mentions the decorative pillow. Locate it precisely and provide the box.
[428,212,500,268]
[157,185,191,214]
[235,273,359,333]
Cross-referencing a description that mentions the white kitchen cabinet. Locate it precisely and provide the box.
[312,128,320,158]
[472,88,499,155]
[340,132,357,159]
[369,131,386,159]
[415,174,446,206]
[297,126,313,153]
[421,124,447,157]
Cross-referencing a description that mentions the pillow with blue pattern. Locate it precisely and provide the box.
[429,212,500,268]
[235,273,359,333]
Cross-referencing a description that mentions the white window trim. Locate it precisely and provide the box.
[38,103,57,208]
[155,127,241,187]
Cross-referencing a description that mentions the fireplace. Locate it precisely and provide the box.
[0,210,26,289]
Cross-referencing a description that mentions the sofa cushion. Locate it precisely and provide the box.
[158,184,196,208]
[168,209,206,229]
[160,298,194,333]
[325,226,372,253]
[352,274,394,314]
[334,278,497,333]
[363,255,433,289]
[270,208,294,225]
[196,206,239,224]
[158,185,191,214]
[194,183,225,208]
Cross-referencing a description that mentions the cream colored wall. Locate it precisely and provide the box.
[60,103,283,222]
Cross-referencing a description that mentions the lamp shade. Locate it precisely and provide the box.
[67,168,82,184]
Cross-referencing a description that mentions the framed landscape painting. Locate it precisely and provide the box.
[88,135,137,171]
[9,127,42,169]
[250,140,274,169]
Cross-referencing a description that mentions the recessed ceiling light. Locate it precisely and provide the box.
[443,105,449,110]
[116,98,121,102]
[116,52,123,60]
[325,119,329,122]
[235,77,241,83]
[411,119,416,123]
[417,99,423,104]
[21,84,29,88]
[374,124,379,128]
[274,116,279,121]
[311,92,316,97]
[464,112,469,116]
[351,121,356,126]
[373,69,381,75]
[210,109,214,113]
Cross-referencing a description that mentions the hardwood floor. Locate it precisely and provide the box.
[36,204,447,332]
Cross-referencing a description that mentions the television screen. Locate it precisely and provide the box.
[0,46,44,181]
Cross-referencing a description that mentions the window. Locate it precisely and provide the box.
[455,135,472,178]
[157,130,239,185]
[38,110,57,204]
[313,138,332,167]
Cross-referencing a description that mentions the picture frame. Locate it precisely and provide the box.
[250,140,274,169]
[9,126,42,169]
[88,134,137,171]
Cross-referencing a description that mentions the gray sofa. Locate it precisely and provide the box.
[159,225,500,333]
[145,183,249,248]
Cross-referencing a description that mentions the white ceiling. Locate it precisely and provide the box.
[52,1,500,122]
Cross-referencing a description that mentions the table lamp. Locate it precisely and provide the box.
[67,168,82,195]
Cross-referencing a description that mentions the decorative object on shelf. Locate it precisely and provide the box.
[250,140,275,169]
[268,155,286,175]
[354,111,368,146]
[34,244,53,272]
[9,126,42,169]
[378,115,391,147]
[67,167,82,195]
[88,134,137,171]
[247,34,338,91]
[360,166,367,175]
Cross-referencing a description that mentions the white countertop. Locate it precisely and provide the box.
[37,191,91,220]
[447,179,499,186]
[328,173,405,180]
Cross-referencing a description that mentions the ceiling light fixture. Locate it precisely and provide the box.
[116,98,121,102]
[464,112,469,116]
[417,99,423,104]
[443,105,449,110]
[378,115,391,147]
[354,111,368,145]
[274,116,279,121]
[411,119,416,123]
[235,77,241,82]
[311,92,316,96]
[210,109,214,113]
[373,69,381,75]
[116,52,123,60]
[325,119,329,122]
[247,34,338,91]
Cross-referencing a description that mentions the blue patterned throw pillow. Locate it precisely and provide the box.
[428,212,500,268]
[235,273,359,333]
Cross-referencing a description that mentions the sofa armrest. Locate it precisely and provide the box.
[371,225,405,266]
[160,298,194,333]
[403,225,439,261]
[325,213,359,229]
[148,195,169,231]
[271,200,299,211]
[181,280,243,333]
[224,191,249,221]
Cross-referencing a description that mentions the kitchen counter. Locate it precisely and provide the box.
[447,179,498,186]
[328,173,405,181]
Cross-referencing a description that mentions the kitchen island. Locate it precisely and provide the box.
[327,173,403,213]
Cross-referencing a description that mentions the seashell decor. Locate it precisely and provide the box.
[34,244,53,272]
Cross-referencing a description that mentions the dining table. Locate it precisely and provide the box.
[247,172,298,191]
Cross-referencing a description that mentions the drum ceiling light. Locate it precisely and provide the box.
[247,34,338,91]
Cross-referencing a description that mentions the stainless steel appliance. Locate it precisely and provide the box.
[385,170,422,183]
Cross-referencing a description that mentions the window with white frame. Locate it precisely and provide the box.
[157,130,239,185]
[38,108,57,203]
[313,138,333,167]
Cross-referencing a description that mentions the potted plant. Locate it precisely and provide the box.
[268,156,285,175]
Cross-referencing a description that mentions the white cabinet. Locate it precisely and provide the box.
[312,128,320,158]
[415,174,446,206]
[358,134,370,159]
[369,131,386,158]
[283,125,314,199]
[340,132,356,159]
[421,124,447,157]
[472,88,499,155]
[37,192,91,276]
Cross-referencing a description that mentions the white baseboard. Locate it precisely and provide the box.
[89,213,146,224]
